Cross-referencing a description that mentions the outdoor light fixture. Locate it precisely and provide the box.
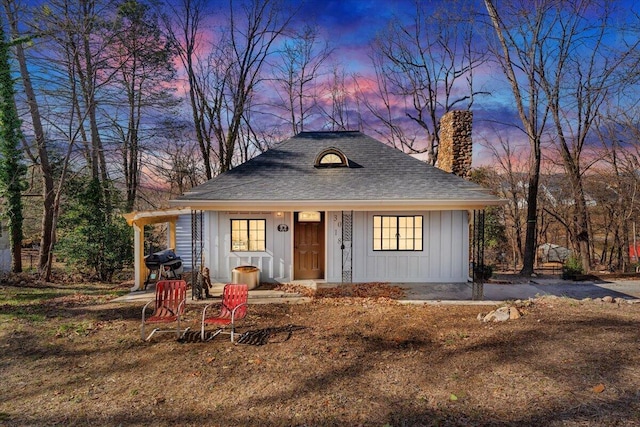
[275,211,283,217]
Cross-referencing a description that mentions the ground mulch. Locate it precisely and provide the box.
[1,277,640,426]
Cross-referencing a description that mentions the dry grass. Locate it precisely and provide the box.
[2,275,640,426]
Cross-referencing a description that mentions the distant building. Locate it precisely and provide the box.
[538,243,571,263]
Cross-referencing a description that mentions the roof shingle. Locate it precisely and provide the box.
[174,131,501,206]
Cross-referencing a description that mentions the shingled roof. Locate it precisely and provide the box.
[171,131,503,210]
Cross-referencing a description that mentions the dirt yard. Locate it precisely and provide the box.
[1,275,640,426]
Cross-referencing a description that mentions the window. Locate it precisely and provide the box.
[314,147,349,168]
[231,219,266,251]
[298,211,322,222]
[319,153,343,164]
[373,215,423,251]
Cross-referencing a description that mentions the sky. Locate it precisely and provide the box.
[254,0,640,166]
[272,0,509,164]
[15,0,640,171]
[293,0,419,73]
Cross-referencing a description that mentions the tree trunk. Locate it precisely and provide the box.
[520,157,540,276]
[3,0,55,280]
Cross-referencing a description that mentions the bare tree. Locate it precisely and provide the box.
[480,132,528,270]
[236,91,286,162]
[163,0,215,179]
[271,24,332,134]
[30,0,121,279]
[166,0,296,176]
[148,136,204,198]
[594,107,640,271]
[318,64,356,131]
[69,0,112,197]
[106,0,178,211]
[217,0,296,172]
[534,0,640,272]
[368,0,487,164]
[486,0,640,274]
[3,0,57,280]
[484,0,551,276]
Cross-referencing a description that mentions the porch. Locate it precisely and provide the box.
[111,277,640,305]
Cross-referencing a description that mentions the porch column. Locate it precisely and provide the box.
[132,222,145,292]
[169,220,177,250]
[472,209,486,301]
[123,208,191,292]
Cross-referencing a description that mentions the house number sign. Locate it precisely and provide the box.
[277,224,289,232]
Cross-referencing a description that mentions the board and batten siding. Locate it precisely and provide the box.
[174,214,194,270]
[207,211,293,283]
[325,211,344,282]
[176,209,470,284]
[350,211,469,283]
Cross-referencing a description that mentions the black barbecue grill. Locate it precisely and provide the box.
[144,249,183,288]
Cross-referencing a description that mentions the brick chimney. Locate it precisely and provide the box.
[437,110,473,179]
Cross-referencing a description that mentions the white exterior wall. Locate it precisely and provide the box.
[326,211,347,282]
[325,210,469,284]
[174,214,193,269]
[208,211,293,283]
[350,210,469,283]
[176,209,470,284]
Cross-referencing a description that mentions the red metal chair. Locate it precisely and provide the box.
[201,283,249,342]
[141,279,189,341]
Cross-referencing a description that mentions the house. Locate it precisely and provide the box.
[0,220,10,272]
[127,118,492,291]
[125,112,504,292]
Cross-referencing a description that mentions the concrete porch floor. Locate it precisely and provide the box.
[112,278,640,305]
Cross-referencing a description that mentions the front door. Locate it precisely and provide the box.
[294,212,325,280]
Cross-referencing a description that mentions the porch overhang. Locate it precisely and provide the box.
[123,208,191,292]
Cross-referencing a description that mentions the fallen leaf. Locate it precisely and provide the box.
[449,393,458,401]
[592,383,605,393]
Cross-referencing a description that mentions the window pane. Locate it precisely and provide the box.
[405,225,414,240]
[398,216,407,228]
[373,215,422,252]
[382,238,394,250]
[373,216,382,249]
[231,219,266,252]
[231,220,248,251]
[384,225,392,240]
[320,153,342,164]
[398,238,407,250]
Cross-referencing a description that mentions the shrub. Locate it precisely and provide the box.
[562,255,584,279]
[56,178,132,281]
[474,263,494,281]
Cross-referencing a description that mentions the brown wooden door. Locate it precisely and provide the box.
[294,213,325,280]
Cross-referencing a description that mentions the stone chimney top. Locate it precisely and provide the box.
[437,110,473,179]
